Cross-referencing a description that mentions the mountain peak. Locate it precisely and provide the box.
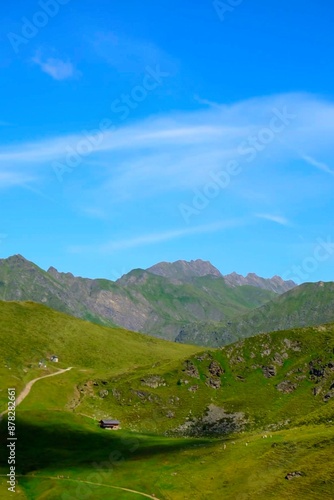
[224,272,296,294]
[147,259,222,281]
[0,254,35,267]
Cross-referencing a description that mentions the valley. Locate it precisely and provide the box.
[0,300,333,499]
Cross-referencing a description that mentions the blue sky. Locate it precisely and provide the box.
[0,0,333,283]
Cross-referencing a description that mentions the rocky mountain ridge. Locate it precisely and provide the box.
[0,254,292,340]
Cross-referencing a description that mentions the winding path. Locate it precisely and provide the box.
[0,475,161,499]
[1,368,162,498]
[0,367,73,420]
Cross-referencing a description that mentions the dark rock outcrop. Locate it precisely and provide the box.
[183,361,200,379]
[208,361,224,377]
[262,365,277,378]
[172,404,247,436]
[206,377,221,389]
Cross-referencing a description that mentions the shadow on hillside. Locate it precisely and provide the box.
[0,413,214,475]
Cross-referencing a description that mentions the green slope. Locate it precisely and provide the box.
[0,302,334,499]
[0,300,201,410]
[176,281,334,346]
[81,323,334,435]
[118,271,276,339]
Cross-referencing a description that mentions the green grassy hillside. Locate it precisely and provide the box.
[1,412,333,500]
[0,301,333,499]
[119,271,276,339]
[0,300,201,410]
[176,281,334,346]
[81,323,334,435]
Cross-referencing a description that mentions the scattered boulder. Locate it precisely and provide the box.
[262,365,276,378]
[209,360,224,377]
[133,390,148,400]
[166,411,175,419]
[196,353,212,362]
[313,386,322,396]
[141,375,166,388]
[206,377,221,389]
[284,339,301,351]
[99,389,108,398]
[273,353,283,366]
[285,471,304,480]
[131,389,160,402]
[168,396,180,404]
[262,349,271,356]
[276,381,297,394]
[324,390,334,402]
[188,385,199,392]
[310,367,325,378]
[112,388,121,399]
[183,360,200,379]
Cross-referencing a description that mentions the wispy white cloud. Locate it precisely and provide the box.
[0,93,334,202]
[92,32,176,75]
[255,213,290,226]
[78,206,108,219]
[193,95,224,109]
[300,154,334,176]
[69,219,244,254]
[0,171,35,188]
[32,52,80,81]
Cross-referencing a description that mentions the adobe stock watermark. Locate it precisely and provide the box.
[7,0,72,54]
[213,0,244,21]
[178,106,296,224]
[52,65,170,182]
[282,236,334,284]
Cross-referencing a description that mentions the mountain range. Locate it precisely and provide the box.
[1,254,333,347]
[0,255,295,340]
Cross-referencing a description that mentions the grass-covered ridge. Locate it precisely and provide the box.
[0,300,201,410]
